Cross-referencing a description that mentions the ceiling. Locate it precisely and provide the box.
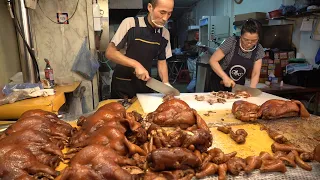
[109,0,200,24]
[141,0,200,20]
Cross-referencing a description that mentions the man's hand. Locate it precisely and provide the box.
[134,63,150,81]
[222,77,236,88]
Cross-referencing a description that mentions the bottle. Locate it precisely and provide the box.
[44,58,54,88]
[268,72,275,84]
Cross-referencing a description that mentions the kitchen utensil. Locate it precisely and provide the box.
[232,84,262,97]
[146,78,180,96]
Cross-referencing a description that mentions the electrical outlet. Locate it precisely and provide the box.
[57,13,69,24]
[25,0,37,9]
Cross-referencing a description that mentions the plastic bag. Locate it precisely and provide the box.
[72,38,100,80]
[2,83,43,96]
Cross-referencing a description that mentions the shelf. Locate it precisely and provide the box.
[233,19,268,26]
[267,10,320,20]
[233,10,320,26]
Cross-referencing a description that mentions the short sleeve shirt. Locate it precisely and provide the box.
[111,16,172,60]
[219,36,265,70]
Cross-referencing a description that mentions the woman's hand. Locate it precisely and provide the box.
[222,77,236,88]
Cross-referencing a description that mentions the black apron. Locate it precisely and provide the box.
[111,17,163,99]
[209,37,258,92]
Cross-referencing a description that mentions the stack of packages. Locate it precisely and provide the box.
[260,50,295,83]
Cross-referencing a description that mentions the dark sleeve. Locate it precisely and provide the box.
[218,36,236,55]
[255,44,265,61]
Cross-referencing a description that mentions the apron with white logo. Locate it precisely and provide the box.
[209,36,258,92]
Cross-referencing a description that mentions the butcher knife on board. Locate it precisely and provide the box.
[232,84,262,97]
[146,78,180,96]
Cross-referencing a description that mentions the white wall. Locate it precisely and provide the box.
[29,0,99,110]
[233,0,283,15]
[0,3,21,86]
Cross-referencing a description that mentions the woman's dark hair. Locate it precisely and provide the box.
[241,18,261,37]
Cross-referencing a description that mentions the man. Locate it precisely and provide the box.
[106,0,174,99]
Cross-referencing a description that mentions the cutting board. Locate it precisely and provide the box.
[137,92,286,113]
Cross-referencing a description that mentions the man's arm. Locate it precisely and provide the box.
[250,59,262,88]
[157,60,169,83]
[106,43,138,68]
[105,43,150,81]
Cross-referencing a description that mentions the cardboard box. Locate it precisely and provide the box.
[262,58,269,66]
[288,51,295,59]
[235,12,267,22]
[280,52,288,59]
[274,52,280,60]
[281,60,288,67]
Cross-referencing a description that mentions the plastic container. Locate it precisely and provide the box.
[56,76,74,86]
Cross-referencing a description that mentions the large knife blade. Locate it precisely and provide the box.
[232,84,262,97]
[146,78,180,96]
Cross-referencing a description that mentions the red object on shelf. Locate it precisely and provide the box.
[177,69,191,83]
[268,9,282,18]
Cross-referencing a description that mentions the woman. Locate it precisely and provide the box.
[209,19,264,92]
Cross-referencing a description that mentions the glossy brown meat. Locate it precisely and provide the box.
[244,156,262,173]
[292,150,312,171]
[147,147,201,171]
[314,144,320,163]
[0,144,57,180]
[20,109,75,136]
[230,129,247,144]
[70,102,146,148]
[227,157,246,175]
[278,151,296,167]
[217,126,231,134]
[260,159,287,173]
[201,148,236,167]
[60,145,137,180]
[0,129,63,168]
[232,100,260,121]
[261,126,288,144]
[271,142,306,153]
[196,163,218,179]
[68,121,146,156]
[258,99,310,120]
[181,129,212,153]
[146,98,209,130]
[4,116,72,141]
[147,124,170,149]
[300,152,314,162]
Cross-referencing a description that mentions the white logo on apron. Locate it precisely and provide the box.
[229,65,246,81]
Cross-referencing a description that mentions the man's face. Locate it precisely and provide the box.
[148,0,174,28]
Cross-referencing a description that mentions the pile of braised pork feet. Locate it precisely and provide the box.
[1,97,319,180]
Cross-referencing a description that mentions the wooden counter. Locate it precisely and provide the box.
[0,82,81,120]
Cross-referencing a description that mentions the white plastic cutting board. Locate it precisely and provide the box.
[137,92,286,113]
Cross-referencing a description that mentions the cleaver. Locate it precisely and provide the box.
[146,78,180,96]
[232,84,262,97]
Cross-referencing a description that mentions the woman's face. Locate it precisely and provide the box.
[240,32,259,50]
